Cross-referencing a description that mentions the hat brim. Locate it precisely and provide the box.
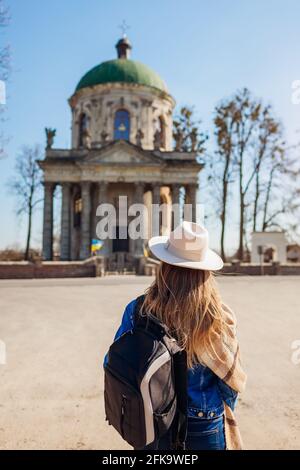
[148,236,224,271]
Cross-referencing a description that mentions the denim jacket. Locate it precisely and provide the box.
[104,299,238,418]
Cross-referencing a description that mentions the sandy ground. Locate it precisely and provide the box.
[0,275,299,450]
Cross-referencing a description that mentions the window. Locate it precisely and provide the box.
[78,113,88,147]
[114,109,130,141]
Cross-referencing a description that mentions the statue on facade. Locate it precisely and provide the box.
[101,130,108,145]
[153,129,162,150]
[45,128,56,149]
[82,128,92,149]
[136,129,144,147]
[190,127,198,152]
[173,127,184,151]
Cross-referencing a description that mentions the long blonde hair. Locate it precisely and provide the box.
[142,262,227,368]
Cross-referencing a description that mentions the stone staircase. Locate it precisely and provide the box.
[106,252,137,274]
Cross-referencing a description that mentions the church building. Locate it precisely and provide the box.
[39,36,202,271]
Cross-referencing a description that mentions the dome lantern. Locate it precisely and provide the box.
[115,36,132,59]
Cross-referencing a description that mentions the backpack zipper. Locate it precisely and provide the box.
[120,394,127,436]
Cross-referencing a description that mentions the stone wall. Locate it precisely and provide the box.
[144,260,300,276]
[221,262,300,275]
[1,259,300,279]
[0,257,105,280]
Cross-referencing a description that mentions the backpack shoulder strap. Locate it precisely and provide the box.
[171,350,188,449]
[133,294,145,324]
[133,295,169,340]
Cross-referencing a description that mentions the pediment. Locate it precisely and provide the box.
[85,141,162,166]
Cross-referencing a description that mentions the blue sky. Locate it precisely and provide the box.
[1,0,300,252]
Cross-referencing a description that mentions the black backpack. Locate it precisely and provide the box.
[104,295,188,450]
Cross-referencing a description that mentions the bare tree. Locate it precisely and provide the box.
[212,100,239,260]
[210,89,266,260]
[210,89,292,260]
[173,106,208,154]
[8,145,43,260]
[251,107,284,232]
[209,87,300,259]
[232,89,262,260]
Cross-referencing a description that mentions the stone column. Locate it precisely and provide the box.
[184,184,198,222]
[60,183,71,260]
[79,182,91,260]
[97,181,108,254]
[98,181,107,206]
[134,183,145,256]
[42,182,54,260]
[152,184,161,237]
[172,184,181,230]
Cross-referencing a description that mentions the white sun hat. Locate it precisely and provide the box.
[148,221,223,271]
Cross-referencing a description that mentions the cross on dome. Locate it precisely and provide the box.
[118,20,130,38]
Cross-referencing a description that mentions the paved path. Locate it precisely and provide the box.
[0,275,299,449]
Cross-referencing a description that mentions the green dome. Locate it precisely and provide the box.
[76,59,168,93]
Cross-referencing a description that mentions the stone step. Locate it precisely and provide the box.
[105,270,136,276]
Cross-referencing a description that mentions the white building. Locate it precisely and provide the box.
[251,231,287,264]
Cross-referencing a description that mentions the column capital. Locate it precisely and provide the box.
[172,183,181,196]
[97,182,108,203]
[134,182,145,203]
[134,181,145,192]
[81,181,91,190]
[152,184,161,203]
[60,182,72,199]
[97,180,108,188]
[43,181,55,190]
[97,181,108,204]
[186,182,199,191]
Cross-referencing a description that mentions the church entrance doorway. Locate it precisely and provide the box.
[112,226,129,253]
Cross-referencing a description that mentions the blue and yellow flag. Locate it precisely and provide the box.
[91,239,103,253]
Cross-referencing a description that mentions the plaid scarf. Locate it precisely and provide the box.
[200,304,247,450]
